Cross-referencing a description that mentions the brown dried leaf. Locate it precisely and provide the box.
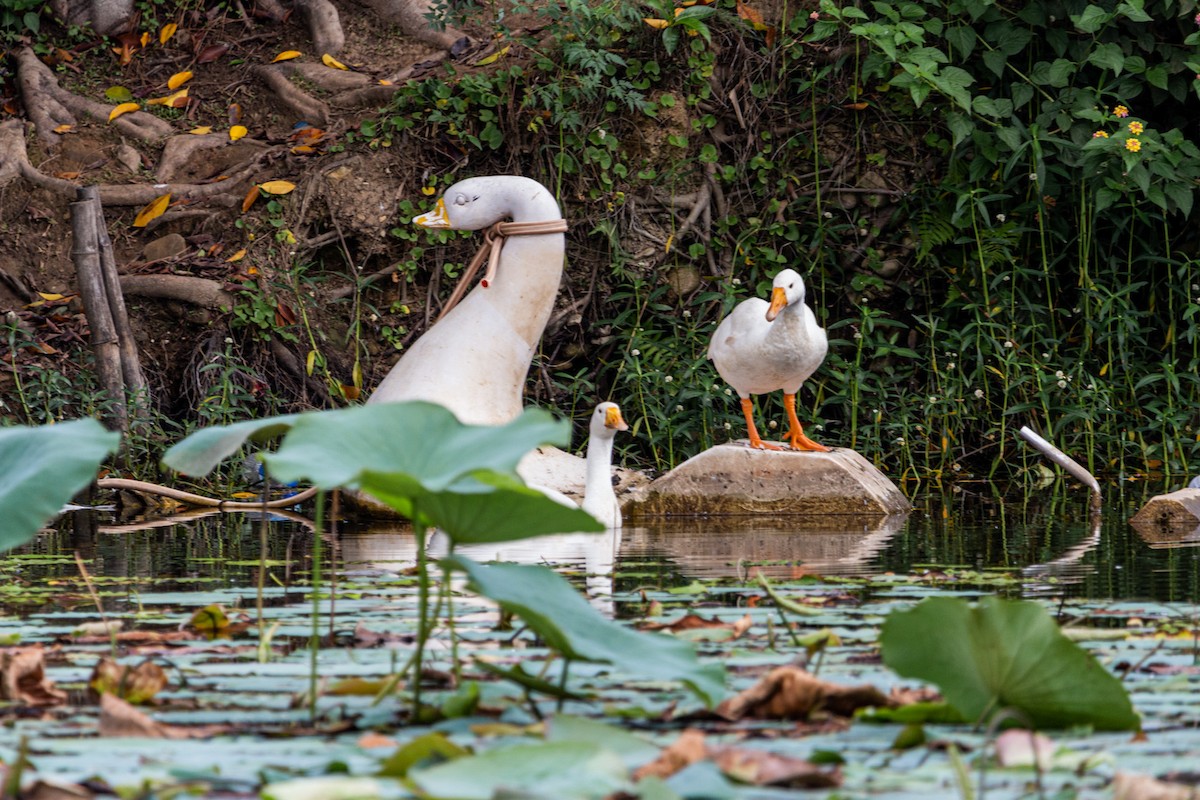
[23,779,93,800]
[99,692,194,738]
[0,646,67,707]
[241,185,260,213]
[227,102,243,124]
[88,657,168,704]
[716,665,892,720]
[196,43,229,64]
[633,728,707,781]
[709,746,842,788]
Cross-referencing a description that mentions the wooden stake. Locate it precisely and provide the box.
[70,195,127,432]
[80,186,149,421]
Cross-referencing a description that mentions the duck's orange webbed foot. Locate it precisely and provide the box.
[783,393,831,452]
[741,397,783,450]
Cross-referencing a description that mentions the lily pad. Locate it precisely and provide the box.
[446,557,727,707]
[408,740,629,800]
[0,418,119,551]
[880,596,1140,731]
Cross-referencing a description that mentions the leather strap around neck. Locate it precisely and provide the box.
[435,218,568,323]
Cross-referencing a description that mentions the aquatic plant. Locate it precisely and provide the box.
[164,401,725,712]
[0,418,120,551]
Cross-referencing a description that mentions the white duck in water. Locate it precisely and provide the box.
[368,176,566,426]
[529,402,630,528]
[708,268,831,452]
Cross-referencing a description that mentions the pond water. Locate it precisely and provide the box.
[24,481,1200,603]
[5,481,1198,797]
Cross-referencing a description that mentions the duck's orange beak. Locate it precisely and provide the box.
[605,405,629,431]
[765,286,787,321]
[413,197,450,228]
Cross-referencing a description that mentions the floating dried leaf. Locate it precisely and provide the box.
[133,194,171,228]
[167,70,192,89]
[108,102,140,122]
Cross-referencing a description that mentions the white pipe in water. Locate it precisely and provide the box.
[1018,426,1102,512]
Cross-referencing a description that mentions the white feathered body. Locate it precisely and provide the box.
[708,290,827,398]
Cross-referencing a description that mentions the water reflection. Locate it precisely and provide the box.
[621,515,907,579]
[19,482,1200,604]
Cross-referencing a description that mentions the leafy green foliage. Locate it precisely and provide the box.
[0,418,120,551]
[881,596,1140,730]
[446,556,728,707]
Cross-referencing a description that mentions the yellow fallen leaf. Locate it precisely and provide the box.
[321,53,348,70]
[139,31,151,48]
[280,229,296,244]
[259,180,297,195]
[167,70,192,89]
[133,193,171,228]
[473,45,510,66]
[159,23,177,44]
[108,102,140,121]
[53,124,73,134]
[378,79,393,86]
[226,249,246,262]
[189,126,213,135]
[305,349,317,375]
[147,88,188,107]
[38,292,66,302]
[291,145,315,154]
[421,186,436,195]
[643,17,669,29]
[230,492,257,499]
[229,125,248,141]
[272,50,302,62]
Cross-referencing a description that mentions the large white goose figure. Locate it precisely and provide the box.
[369,175,566,426]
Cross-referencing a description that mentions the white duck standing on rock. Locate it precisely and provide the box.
[708,268,831,452]
[368,175,568,426]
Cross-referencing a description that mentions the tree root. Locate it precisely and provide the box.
[294,0,346,55]
[0,120,273,205]
[97,477,318,509]
[254,66,332,126]
[118,275,235,309]
[15,48,173,149]
[156,133,268,183]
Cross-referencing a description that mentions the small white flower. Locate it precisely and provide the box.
[664,375,673,383]
[947,362,955,370]
[768,420,777,429]
[928,396,938,403]
[1042,353,1050,359]
[823,211,833,219]
[676,404,684,413]
[1087,383,1095,390]
[895,437,906,446]
[996,213,1006,223]
[682,310,691,318]
[974,388,984,399]
[713,384,721,391]
[597,129,607,139]
[723,422,731,430]
[814,425,824,431]
[1004,341,1015,349]
[224,337,233,344]
[724,388,733,396]
[853,332,863,340]
[1055,370,1065,379]
[631,349,640,356]
[1029,172,1038,181]
[732,278,742,286]
[1057,380,1067,388]
[1002,275,1010,281]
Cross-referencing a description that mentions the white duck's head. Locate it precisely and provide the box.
[765,268,807,322]
[413,176,556,230]
[590,401,629,440]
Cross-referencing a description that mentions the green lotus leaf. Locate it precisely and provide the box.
[881,596,1139,731]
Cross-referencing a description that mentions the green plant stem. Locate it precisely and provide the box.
[412,514,430,715]
[309,489,326,724]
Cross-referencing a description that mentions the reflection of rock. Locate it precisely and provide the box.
[1129,489,1200,530]
[622,515,907,578]
[625,444,910,517]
